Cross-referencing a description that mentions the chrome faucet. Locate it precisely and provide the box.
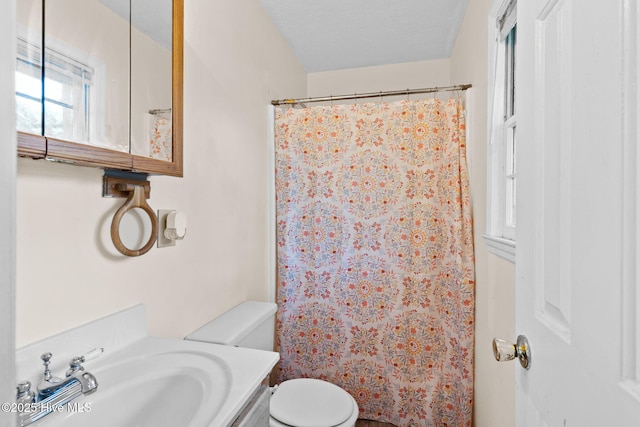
[16,349,102,426]
[37,351,100,398]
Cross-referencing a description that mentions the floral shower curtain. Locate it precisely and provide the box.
[274,98,474,426]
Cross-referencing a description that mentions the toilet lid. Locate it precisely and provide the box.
[270,379,354,427]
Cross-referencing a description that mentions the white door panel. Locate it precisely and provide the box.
[516,0,640,425]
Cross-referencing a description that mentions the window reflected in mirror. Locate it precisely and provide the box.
[16,0,43,136]
[44,0,130,152]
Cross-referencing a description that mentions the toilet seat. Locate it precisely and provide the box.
[270,379,357,427]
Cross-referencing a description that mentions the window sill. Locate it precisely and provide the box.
[483,234,516,263]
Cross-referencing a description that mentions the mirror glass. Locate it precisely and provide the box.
[16,0,176,163]
[131,0,173,161]
[16,0,43,135]
[44,0,130,152]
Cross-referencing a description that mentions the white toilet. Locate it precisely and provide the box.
[185,301,359,427]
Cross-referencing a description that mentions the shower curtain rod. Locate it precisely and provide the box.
[271,83,472,106]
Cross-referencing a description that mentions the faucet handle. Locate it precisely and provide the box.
[66,357,85,377]
[16,381,35,404]
[81,347,104,362]
[40,352,57,382]
[66,348,104,377]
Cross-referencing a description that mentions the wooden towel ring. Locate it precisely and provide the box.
[110,183,157,256]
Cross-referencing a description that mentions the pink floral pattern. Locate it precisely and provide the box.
[335,254,397,323]
[149,114,172,161]
[338,149,402,219]
[275,98,474,427]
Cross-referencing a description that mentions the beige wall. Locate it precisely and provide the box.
[15,0,306,347]
[450,0,516,426]
[307,59,451,96]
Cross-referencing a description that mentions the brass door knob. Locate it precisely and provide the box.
[492,335,531,370]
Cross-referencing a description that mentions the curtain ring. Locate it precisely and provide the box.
[110,184,157,257]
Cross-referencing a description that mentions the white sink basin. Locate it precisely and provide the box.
[39,350,230,427]
[17,306,279,427]
[35,344,232,427]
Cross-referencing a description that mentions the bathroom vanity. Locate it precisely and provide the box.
[14,305,278,426]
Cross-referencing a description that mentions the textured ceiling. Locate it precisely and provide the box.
[260,0,469,73]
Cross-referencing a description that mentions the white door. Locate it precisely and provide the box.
[515,0,640,425]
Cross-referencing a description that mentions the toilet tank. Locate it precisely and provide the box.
[184,301,277,351]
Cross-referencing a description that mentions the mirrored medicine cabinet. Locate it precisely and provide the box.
[16,0,183,177]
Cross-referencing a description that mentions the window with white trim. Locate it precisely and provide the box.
[485,0,517,262]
